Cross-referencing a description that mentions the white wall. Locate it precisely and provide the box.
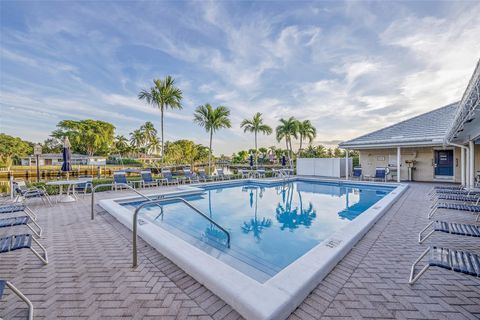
[297,158,353,178]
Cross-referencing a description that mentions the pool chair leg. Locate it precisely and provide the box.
[27,218,43,238]
[24,207,38,221]
[409,247,430,284]
[418,221,435,244]
[30,237,48,265]
[428,206,438,219]
[6,281,34,320]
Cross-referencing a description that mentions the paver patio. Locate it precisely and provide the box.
[1,182,479,319]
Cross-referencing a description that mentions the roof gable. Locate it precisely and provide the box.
[340,102,459,148]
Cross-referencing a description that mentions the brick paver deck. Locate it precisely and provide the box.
[1,183,479,319]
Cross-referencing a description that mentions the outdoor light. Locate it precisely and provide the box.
[33,144,42,183]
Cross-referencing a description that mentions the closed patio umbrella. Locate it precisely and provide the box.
[249,154,254,167]
[281,155,286,167]
[61,137,72,175]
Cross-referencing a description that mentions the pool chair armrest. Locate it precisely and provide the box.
[2,281,34,320]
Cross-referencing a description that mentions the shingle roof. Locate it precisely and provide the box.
[339,102,459,148]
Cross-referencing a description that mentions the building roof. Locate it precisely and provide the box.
[445,59,480,144]
[339,102,459,149]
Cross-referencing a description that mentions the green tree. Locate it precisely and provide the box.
[138,76,183,162]
[113,135,130,156]
[193,104,231,173]
[297,120,316,155]
[129,129,144,156]
[51,120,115,156]
[0,134,33,169]
[240,112,272,165]
[140,121,158,154]
[276,117,299,160]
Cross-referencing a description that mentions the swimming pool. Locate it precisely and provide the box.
[122,180,393,282]
[100,177,407,319]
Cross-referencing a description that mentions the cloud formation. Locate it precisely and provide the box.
[1,1,479,154]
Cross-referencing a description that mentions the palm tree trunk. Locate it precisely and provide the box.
[285,139,289,160]
[160,104,164,163]
[299,134,303,155]
[254,131,258,166]
[208,129,213,174]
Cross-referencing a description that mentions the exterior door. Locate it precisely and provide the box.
[434,150,453,176]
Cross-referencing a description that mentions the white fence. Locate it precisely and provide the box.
[297,158,352,178]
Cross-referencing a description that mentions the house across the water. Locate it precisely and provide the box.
[21,153,107,166]
[340,59,480,185]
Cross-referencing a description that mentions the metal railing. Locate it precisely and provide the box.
[91,183,162,220]
[132,197,231,267]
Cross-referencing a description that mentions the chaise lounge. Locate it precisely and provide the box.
[409,246,480,284]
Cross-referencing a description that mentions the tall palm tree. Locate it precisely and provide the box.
[240,112,272,166]
[193,104,231,173]
[297,120,316,155]
[138,76,183,162]
[275,117,299,159]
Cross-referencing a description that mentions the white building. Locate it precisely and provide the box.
[340,59,480,185]
[21,153,106,166]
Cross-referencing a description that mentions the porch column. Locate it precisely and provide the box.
[469,140,475,187]
[345,149,349,180]
[460,147,466,186]
[397,147,401,182]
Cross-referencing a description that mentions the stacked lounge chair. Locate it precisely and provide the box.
[13,180,52,206]
[0,200,49,318]
[409,184,480,284]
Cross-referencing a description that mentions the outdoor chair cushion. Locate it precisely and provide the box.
[0,204,26,214]
[0,216,30,229]
[0,234,32,253]
[429,247,480,276]
[436,203,480,212]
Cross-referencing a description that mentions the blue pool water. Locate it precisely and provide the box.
[122,180,393,282]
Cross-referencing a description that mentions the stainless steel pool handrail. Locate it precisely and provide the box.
[91,183,162,220]
[132,197,231,267]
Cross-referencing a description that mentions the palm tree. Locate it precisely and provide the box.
[275,117,299,159]
[140,121,158,154]
[147,136,161,155]
[193,104,231,173]
[138,76,183,162]
[114,135,129,156]
[130,129,144,156]
[240,112,272,166]
[297,120,316,155]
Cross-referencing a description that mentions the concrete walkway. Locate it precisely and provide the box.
[1,183,479,319]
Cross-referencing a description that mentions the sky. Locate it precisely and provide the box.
[1,1,479,155]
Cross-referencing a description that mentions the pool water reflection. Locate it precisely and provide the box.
[122,180,392,281]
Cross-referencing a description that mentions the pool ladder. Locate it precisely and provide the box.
[89,182,231,267]
[132,198,231,267]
